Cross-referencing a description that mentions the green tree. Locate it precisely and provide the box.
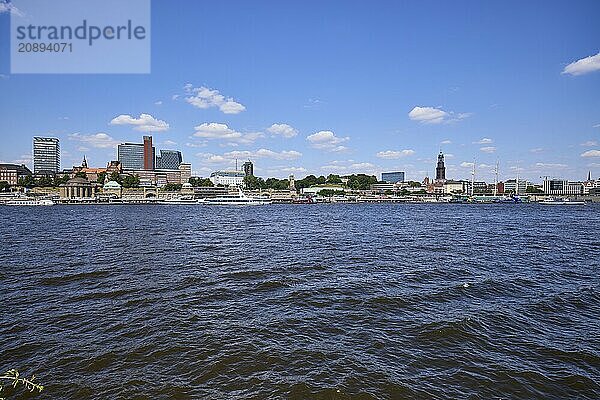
[35,176,53,187]
[163,183,183,191]
[53,174,70,186]
[109,171,122,184]
[318,189,345,197]
[18,175,35,188]
[0,181,9,192]
[189,177,214,187]
[74,171,87,179]
[346,174,378,190]
[526,186,543,194]
[97,171,107,184]
[121,174,140,188]
[326,174,342,184]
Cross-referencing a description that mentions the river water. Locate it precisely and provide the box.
[1,204,599,399]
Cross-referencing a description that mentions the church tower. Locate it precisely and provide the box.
[435,151,446,181]
[82,155,88,169]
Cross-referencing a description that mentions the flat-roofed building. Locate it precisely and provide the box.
[156,149,182,170]
[179,163,192,184]
[33,137,60,174]
[543,179,583,195]
[118,143,145,170]
[381,171,405,183]
[0,164,32,185]
[210,170,245,186]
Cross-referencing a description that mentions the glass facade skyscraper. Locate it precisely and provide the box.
[381,171,405,183]
[33,137,60,174]
[118,143,145,170]
[156,150,183,170]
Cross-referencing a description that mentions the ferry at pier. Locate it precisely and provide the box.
[539,198,586,205]
[5,199,55,206]
[199,189,272,205]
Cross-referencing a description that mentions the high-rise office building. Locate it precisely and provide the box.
[33,137,60,174]
[435,151,446,181]
[243,160,254,177]
[118,143,145,170]
[143,136,155,170]
[381,171,405,183]
[156,150,183,170]
[118,136,156,171]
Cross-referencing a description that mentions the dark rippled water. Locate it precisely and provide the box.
[1,204,599,399]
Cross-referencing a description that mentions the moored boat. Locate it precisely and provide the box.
[199,189,272,205]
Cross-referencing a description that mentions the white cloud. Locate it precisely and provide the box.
[13,154,32,165]
[441,139,452,144]
[593,124,600,128]
[460,162,474,168]
[306,130,349,152]
[562,52,600,76]
[480,146,496,153]
[110,113,169,132]
[474,137,493,144]
[184,85,246,114]
[280,166,307,173]
[581,150,600,158]
[581,140,598,147]
[376,149,415,159]
[198,149,302,164]
[163,140,177,146]
[192,122,263,145]
[320,161,377,175]
[535,163,568,168]
[408,106,470,124]
[68,133,119,149]
[267,123,298,138]
[186,142,207,148]
[154,101,163,105]
[530,147,544,153]
[408,106,448,124]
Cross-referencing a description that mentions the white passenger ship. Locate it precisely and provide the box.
[5,199,55,206]
[199,189,271,205]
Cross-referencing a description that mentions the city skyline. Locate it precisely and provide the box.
[1,1,599,182]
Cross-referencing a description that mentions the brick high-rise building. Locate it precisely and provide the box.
[143,136,155,170]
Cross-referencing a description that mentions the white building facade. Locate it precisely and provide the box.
[210,170,245,186]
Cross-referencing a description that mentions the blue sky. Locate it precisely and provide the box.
[1,0,599,182]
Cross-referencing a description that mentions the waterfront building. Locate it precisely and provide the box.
[370,183,397,193]
[381,171,405,184]
[33,137,60,174]
[59,177,94,199]
[179,163,192,184]
[503,179,530,194]
[301,185,345,195]
[210,170,245,186]
[443,180,467,194]
[133,169,183,187]
[435,152,446,182]
[156,150,183,170]
[71,157,107,183]
[0,164,32,185]
[289,174,296,191]
[543,179,583,195]
[102,180,122,197]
